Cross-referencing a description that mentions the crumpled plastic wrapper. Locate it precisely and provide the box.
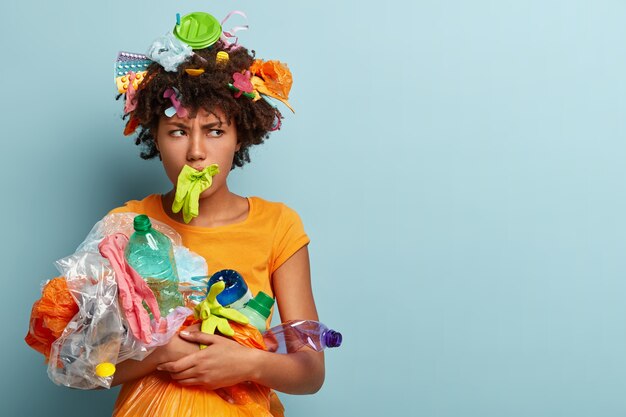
[76,213,207,283]
[38,212,208,389]
[76,213,183,252]
[146,32,194,72]
[25,277,79,360]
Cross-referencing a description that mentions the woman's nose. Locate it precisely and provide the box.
[186,131,206,161]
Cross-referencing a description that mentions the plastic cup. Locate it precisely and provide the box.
[173,12,222,49]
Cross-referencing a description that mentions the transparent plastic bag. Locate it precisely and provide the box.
[76,212,182,253]
[26,212,205,389]
[49,251,191,389]
[174,245,208,284]
[45,212,197,390]
[76,212,207,283]
[49,252,124,389]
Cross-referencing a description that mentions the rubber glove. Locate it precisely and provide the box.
[99,233,161,344]
[172,164,220,224]
[194,281,249,348]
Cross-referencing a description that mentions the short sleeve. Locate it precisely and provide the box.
[107,200,139,215]
[271,205,310,273]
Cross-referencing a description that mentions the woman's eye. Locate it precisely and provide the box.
[208,130,224,138]
[170,129,186,137]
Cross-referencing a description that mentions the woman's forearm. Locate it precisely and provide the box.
[111,350,162,386]
[111,332,201,386]
[248,349,325,394]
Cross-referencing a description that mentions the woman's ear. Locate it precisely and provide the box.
[235,142,241,152]
[152,129,162,160]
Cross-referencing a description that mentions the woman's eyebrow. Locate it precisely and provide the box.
[201,121,222,129]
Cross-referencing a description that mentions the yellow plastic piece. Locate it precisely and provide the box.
[95,362,116,378]
[194,281,249,349]
[216,51,229,66]
[116,71,148,93]
[185,68,205,76]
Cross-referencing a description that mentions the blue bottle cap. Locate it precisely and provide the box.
[207,269,248,306]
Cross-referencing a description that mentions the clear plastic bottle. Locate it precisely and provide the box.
[262,320,342,354]
[125,214,184,316]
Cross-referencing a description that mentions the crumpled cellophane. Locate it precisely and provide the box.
[76,212,183,252]
[27,212,207,389]
[113,321,284,417]
[76,212,207,285]
[25,277,79,360]
[48,251,128,389]
[48,247,190,389]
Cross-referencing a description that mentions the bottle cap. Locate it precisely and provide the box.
[133,214,152,232]
[245,291,274,319]
[95,362,116,378]
[173,12,222,49]
[207,269,248,307]
[323,329,343,348]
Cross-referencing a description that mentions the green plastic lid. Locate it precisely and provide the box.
[245,291,275,319]
[173,12,222,49]
[133,214,152,232]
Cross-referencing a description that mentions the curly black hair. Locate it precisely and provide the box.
[120,41,282,169]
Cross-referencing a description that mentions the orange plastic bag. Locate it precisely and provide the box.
[113,321,284,417]
[25,277,78,361]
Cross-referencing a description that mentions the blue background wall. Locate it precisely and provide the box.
[3,0,626,416]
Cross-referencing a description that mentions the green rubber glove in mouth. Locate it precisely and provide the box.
[172,164,220,224]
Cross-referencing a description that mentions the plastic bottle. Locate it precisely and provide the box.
[239,291,275,332]
[263,320,342,354]
[125,214,184,316]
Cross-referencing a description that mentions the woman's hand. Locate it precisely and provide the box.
[156,330,260,390]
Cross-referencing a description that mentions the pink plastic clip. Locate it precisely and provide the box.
[163,87,189,118]
[124,71,138,114]
[232,71,253,98]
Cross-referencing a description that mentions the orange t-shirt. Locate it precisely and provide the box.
[110,194,304,416]
[108,194,310,303]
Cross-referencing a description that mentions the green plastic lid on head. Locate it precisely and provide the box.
[246,291,275,319]
[173,12,222,49]
[133,214,152,232]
